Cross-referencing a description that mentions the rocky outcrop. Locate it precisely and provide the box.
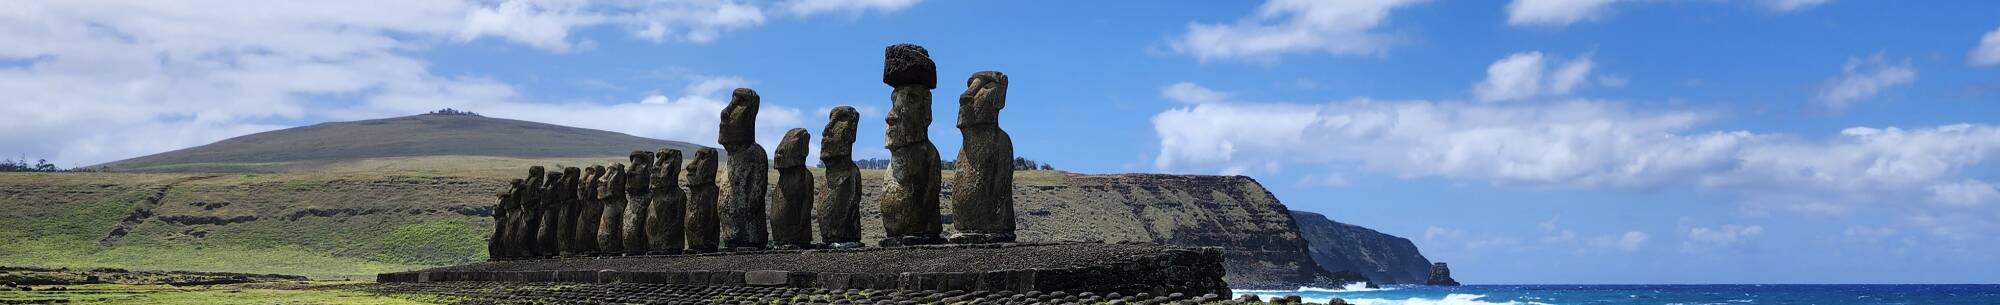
[1426,262,1459,286]
[1290,210,1433,285]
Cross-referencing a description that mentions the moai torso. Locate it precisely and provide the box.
[597,164,627,254]
[877,43,945,246]
[949,71,1017,243]
[770,128,815,249]
[517,166,546,257]
[621,151,655,254]
[647,149,686,254]
[575,166,605,255]
[555,167,581,255]
[719,88,770,251]
[818,106,864,248]
[683,148,721,253]
[537,170,563,257]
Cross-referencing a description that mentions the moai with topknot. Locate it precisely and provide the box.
[877,43,945,246]
[950,71,1017,243]
[597,163,628,255]
[621,151,655,255]
[575,165,606,255]
[683,148,722,253]
[719,88,770,251]
[819,106,864,249]
[770,128,815,249]
[647,149,686,254]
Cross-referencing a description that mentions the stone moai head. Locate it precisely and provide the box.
[686,147,719,185]
[582,166,603,196]
[628,151,655,191]
[821,106,859,161]
[545,170,564,191]
[564,166,583,188]
[774,128,811,169]
[883,43,937,89]
[883,43,937,149]
[528,166,546,183]
[653,149,682,188]
[718,88,761,147]
[602,163,626,199]
[958,71,1008,128]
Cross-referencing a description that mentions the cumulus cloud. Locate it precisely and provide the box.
[1151,83,2000,216]
[1472,52,1598,102]
[1929,180,1999,207]
[1683,224,1763,251]
[1505,0,1617,27]
[1168,0,1426,62]
[1817,54,1916,112]
[0,1,882,166]
[782,0,921,17]
[1973,27,2000,66]
[1162,82,1233,104]
[1593,231,1649,252]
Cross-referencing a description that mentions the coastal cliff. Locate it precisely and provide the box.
[1290,210,1434,285]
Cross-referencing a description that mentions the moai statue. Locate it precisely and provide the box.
[950,71,1017,243]
[683,148,722,253]
[516,166,545,257]
[647,148,687,255]
[575,165,606,256]
[597,163,628,255]
[877,43,945,246]
[555,166,582,256]
[490,179,522,260]
[621,151,655,255]
[819,106,864,249]
[770,128,815,249]
[537,169,564,257]
[719,88,770,251]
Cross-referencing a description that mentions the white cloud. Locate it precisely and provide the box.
[782,0,921,17]
[1424,226,1465,241]
[1758,0,1830,13]
[0,1,878,166]
[1929,180,1999,207]
[1591,231,1648,252]
[1152,83,2000,216]
[1162,82,1233,104]
[1816,54,1916,112]
[1472,52,1597,102]
[1973,27,2000,66]
[1168,0,1426,62]
[1683,224,1763,250]
[1505,0,1618,27]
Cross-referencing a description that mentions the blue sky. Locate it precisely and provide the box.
[5,0,2000,284]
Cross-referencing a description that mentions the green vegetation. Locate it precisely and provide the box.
[377,220,489,265]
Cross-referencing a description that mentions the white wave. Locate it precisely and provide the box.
[1331,294,1551,305]
[1239,281,1396,295]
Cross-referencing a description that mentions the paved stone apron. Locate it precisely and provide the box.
[362,282,1230,305]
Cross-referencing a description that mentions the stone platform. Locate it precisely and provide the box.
[378,243,1228,296]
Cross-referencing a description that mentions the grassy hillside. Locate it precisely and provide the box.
[0,155,1332,287]
[96,114,706,172]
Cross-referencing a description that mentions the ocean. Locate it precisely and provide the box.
[1235,283,2000,305]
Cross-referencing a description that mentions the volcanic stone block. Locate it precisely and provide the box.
[719,88,769,251]
[575,165,605,255]
[878,43,945,247]
[818,106,864,248]
[597,163,627,254]
[770,128,814,249]
[622,151,655,255]
[684,148,721,253]
[950,71,1016,244]
[647,149,686,254]
[744,270,788,286]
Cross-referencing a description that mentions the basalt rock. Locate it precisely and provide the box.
[770,128,814,249]
[555,167,581,256]
[1291,210,1433,284]
[597,164,628,254]
[949,71,1015,244]
[818,106,863,248]
[720,88,769,251]
[622,151,655,255]
[575,165,606,256]
[684,148,721,253]
[878,43,944,247]
[537,170,563,257]
[647,149,686,255]
[1426,262,1459,286]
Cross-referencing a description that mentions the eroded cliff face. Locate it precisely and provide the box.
[1290,210,1433,285]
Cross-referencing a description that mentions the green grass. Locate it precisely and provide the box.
[0,283,444,305]
[0,238,421,280]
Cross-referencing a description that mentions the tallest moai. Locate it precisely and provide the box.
[719,88,770,251]
[877,43,946,246]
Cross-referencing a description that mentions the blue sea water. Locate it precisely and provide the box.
[1235,283,2000,305]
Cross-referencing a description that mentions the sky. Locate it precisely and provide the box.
[3,0,1999,284]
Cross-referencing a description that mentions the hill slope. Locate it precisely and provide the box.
[97,114,706,172]
[1292,210,1434,285]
